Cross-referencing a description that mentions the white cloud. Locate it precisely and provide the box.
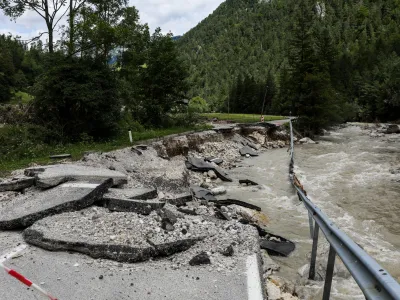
[0,0,224,41]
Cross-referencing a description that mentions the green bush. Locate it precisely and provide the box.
[189,96,209,113]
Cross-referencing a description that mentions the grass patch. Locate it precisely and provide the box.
[0,125,210,176]
[201,113,286,123]
[10,91,34,104]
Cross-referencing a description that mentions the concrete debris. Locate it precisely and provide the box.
[390,167,400,175]
[205,157,223,165]
[211,186,227,195]
[186,157,232,182]
[0,177,35,192]
[163,192,193,207]
[232,205,269,227]
[260,236,295,257]
[106,197,165,215]
[239,179,259,186]
[23,207,260,266]
[104,188,158,201]
[215,208,231,221]
[191,186,216,201]
[0,180,112,230]
[239,146,259,157]
[189,252,211,266]
[24,164,128,189]
[299,137,316,144]
[49,154,72,159]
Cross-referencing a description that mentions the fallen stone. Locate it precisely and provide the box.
[104,188,158,201]
[260,237,296,257]
[211,199,261,212]
[207,170,218,180]
[0,180,112,230]
[0,177,35,192]
[25,164,128,189]
[161,219,175,232]
[239,146,258,157]
[299,137,316,144]
[205,157,223,165]
[191,186,216,201]
[157,203,179,225]
[106,198,165,215]
[233,205,269,227]
[386,124,400,134]
[211,186,227,195]
[164,193,193,207]
[49,154,72,159]
[189,252,211,266]
[221,245,234,257]
[239,179,259,186]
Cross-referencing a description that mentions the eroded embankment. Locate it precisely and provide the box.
[0,123,299,299]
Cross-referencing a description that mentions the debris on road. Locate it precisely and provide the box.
[0,177,35,192]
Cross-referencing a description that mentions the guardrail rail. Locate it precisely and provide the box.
[288,120,400,300]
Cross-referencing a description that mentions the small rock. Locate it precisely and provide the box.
[211,186,227,195]
[99,275,104,280]
[189,252,211,266]
[221,245,234,257]
[299,137,316,144]
[207,170,218,180]
[161,219,175,232]
[73,263,80,267]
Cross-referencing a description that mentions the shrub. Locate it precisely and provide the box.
[32,58,121,142]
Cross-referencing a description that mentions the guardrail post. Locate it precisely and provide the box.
[309,222,319,280]
[322,245,336,300]
[308,212,314,239]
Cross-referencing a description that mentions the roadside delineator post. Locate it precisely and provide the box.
[0,245,58,300]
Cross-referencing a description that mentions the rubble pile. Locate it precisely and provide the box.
[0,123,296,298]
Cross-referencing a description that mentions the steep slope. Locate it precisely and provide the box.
[179,0,400,121]
[178,0,291,108]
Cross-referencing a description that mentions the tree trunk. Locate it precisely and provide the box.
[68,0,75,55]
[43,0,54,53]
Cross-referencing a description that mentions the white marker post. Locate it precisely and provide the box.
[128,129,133,144]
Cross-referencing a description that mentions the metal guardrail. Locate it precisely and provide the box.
[288,120,400,300]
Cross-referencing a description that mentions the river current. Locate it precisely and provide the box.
[227,124,400,299]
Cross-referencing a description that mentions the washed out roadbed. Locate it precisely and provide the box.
[0,122,299,300]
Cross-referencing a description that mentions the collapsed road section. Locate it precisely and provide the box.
[0,122,297,300]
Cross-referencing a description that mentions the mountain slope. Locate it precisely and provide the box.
[178,0,400,121]
[178,0,291,108]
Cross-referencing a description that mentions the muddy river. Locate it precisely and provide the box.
[226,124,400,299]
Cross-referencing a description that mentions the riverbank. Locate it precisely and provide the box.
[0,125,211,176]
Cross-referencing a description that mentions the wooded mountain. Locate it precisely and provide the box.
[178,0,400,123]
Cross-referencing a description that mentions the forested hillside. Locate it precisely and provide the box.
[178,0,400,125]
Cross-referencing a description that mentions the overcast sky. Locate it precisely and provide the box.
[0,0,224,40]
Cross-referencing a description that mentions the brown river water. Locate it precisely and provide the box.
[226,124,400,299]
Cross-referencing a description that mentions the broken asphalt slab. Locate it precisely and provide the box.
[104,188,158,200]
[163,192,193,207]
[239,146,259,157]
[22,207,260,265]
[0,180,112,230]
[0,177,35,192]
[191,186,216,201]
[0,231,264,300]
[186,157,232,182]
[24,164,128,189]
[106,198,165,215]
